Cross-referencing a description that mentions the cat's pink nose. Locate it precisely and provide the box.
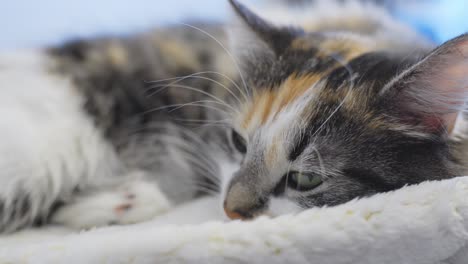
[224,181,269,220]
[223,199,253,220]
[223,204,245,220]
[223,199,258,221]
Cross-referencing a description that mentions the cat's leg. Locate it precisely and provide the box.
[50,171,171,229]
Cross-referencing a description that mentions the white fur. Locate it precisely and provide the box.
[51,172,171,229]
[268,197,302,216]
[0,51,169,230]
[452,113,468,141]
[219,159,243,205]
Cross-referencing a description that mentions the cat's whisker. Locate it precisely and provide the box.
[144,71,210,85]
[185,160,220,184]
[192,186,219,196]
[285,162,293,194]
[192,179,220,189]
[145,71,215,96]
[191,123,230,130]
[150,72,248,104]
[147,83,239,114]
[192,176,221,191]
[178,22,250,98]
[204,71,249,102]
[184,161,221,185]
[175,177,220,196]
[146,83,225,107]
[158,141,220,180]
[170,117,230,125]
[312,147,326,177]
[145,70,229,85]
[154,135,222,184]
[139,122,229,155]
[174,130,233,168]
[180,75,244,106]
[181,176,220,192]
[144,101,231,116]
[167,100,233,115]
[146,72,246,106]
[119,124,222,179]
[175,125,234,154]
[133,118,230,131]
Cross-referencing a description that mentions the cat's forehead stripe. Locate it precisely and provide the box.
[241,74,323,130]
[238,37,396,151]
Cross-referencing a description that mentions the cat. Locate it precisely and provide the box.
[0,0,467,233]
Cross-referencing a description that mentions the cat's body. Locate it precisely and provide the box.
[1,0,467,233]
[0,25,238,232]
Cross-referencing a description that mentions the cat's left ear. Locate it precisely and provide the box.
[382,34,468,133]
[228,0,303,56]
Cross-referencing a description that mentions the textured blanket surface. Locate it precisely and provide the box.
[1,177,468,264]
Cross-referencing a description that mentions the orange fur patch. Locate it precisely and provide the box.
[240,36,372,131]
[241,74,322,129]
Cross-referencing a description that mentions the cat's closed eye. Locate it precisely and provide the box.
[274,171,323,196]
[231,129,247,154]
[288,171,323,191]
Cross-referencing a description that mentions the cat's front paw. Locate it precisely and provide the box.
[114,180,172,225]
[51,180,171,230]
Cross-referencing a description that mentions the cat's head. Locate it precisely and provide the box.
[222,0,468,220]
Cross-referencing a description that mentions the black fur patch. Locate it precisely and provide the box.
[49,25,235,145]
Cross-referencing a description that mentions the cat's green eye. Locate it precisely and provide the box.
[288,172,323,191]
[231,129,247,154]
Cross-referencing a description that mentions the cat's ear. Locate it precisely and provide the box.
[228,0,303,56]
[382,34,468,133]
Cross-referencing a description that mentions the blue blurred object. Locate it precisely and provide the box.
[392,0,468,44]
[0,0,466,50]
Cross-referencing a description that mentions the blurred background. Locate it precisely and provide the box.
[0,0,467,51]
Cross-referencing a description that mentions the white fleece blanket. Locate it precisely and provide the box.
[1,176,468,264]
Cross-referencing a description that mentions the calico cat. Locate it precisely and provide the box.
[0,0,467,233]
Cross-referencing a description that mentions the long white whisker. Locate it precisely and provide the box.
[155,135,222,182]
[167,100,234,115]
[312,147,326,176]
[144,101,230,116]
[146,71,214,96]
[284,162,293,194]
[186,75,243,106]
[147,83,238,113]
[178,22,250,98]
[170,117,230,125]
[147,71,248,103]
[144,72,210,85]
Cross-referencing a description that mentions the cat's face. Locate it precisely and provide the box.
[222,0,468,220]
